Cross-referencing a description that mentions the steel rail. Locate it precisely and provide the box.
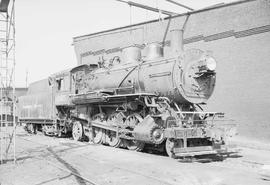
[79,153,176,185]
[15,136,100,185]
[40,157,100,185]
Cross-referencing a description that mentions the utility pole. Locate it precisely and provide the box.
[25,69,28,88]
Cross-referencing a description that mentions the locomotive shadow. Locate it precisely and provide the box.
[140,144,242,163]
[16,133,32,137]
[177,153,243,163]
[57,138,243,163]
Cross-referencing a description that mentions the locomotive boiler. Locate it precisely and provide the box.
[72,30,216,105]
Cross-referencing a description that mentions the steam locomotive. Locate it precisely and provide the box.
[18,30,236,157]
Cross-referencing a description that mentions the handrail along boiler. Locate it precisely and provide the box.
[18,29,236,157]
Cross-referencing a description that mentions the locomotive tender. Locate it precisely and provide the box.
[18,29,236,157]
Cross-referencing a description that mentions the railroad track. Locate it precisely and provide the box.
[14,134,177,185]
[15,135,100,185]
[78,153,176,185]
[4,133,268,185]
[16,134,253,185]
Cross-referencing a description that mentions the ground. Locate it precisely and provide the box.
[0,127,270,185]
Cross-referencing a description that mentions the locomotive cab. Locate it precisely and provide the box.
[50,69,73,107]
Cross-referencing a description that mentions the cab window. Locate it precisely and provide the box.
[56,78,64,91]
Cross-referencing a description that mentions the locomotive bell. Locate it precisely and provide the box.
[122,46,141,63]
[145,42,164,60]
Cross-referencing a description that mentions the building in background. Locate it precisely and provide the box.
[0,88,27,126]
[73,0,270,143]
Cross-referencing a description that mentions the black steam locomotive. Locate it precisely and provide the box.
[18,30,236,157]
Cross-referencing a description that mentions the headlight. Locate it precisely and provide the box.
[206,57,217,71]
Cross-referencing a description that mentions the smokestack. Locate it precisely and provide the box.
[170,29,184,56]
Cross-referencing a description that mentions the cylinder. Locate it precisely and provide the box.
[122,46,141,63]
[145,42,164,60]
[133,115,164,144]
[170,29,184,55]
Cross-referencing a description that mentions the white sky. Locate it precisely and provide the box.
[15,0,235,87]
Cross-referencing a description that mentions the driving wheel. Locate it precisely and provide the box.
[107,131,122,147]
[72,121,83,141]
